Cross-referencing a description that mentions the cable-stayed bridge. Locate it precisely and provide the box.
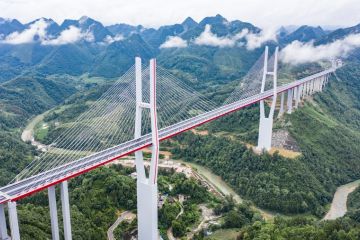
[0,47,342,240]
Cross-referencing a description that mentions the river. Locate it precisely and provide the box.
[173,160,274,220]
[323,179,360,220]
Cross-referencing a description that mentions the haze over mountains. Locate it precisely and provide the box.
[0,14,360,81]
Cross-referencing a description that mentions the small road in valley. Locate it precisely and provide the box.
[107,211,135,240]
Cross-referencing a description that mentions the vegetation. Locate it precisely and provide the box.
[348,186,360,211]
[237,215,360,240]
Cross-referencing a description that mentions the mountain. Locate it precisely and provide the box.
[25,18,61,36]
[316,23,360,44]
[141,23,185,49]
[280,25,326,44]
[106,23,144,37]
[0,18,24,36]
[181,17,198,30]
[61,16,113,42]
[0,15,359,82]
[90,34,154,77]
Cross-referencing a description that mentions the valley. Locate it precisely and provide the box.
[0,12,359,240]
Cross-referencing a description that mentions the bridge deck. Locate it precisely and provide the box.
[0,68,335,204]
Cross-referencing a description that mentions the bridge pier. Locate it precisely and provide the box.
[278,92,285,118]
[287,88,293,114]
[8,202,20,240]
[60,181,72,240]
[48,186,60,240]
[257,46,278,151]
[295,86,300,109]
[134,57,160,240]
[0,204,9,240]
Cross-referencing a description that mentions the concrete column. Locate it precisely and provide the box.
[48,186,60,240]
[293,87,297,100]
[295,86,300,108]
[137,181,158,240]
[60,181,72,240]
[7,202,19,240]
[278,92,285,118]
[0,204,9,240]
[287,88,293,114]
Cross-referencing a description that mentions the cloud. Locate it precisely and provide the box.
[160,36,187,48]
[3,19,48,44]
[104,34,124,44]
[194,24,240,47]
[245,28,277,50]
[280,34,360,64]
[42,26,93,45]
[1,19,95,45]
[193,24,274,49]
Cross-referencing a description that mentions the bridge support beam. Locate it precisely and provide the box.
[48,186,60,240]
[134,57,159,240]
[0,204,9,240]
[278,92,285,118]
[257,46,278,151]
[287,88,293,114]
[8,202,19,240]
[60,181,72,240]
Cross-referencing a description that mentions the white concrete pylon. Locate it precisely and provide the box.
[48,186,60,240]
[0,204,9,240]
[8,202,20,240]
[257,46,278,151]
[134,57,159,240]
[60,181,72,240]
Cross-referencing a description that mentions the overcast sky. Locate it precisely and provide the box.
[1,0,359,28]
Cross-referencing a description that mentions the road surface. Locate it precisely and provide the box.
[107,211,135,240]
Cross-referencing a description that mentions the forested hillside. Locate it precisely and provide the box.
[172,61,360,217]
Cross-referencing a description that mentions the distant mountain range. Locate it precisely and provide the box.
[0,14,359,81]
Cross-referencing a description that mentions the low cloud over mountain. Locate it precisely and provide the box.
[280,33,360,64]
[1,19,94,45]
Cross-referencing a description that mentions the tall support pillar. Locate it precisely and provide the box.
[134,57,159,240]
[299,84,304,100]
[295,86,300,108]
[0,204,9,240]
[257,46,278,151]
[8,202,19,240]
[48,186,60,240]
[278,92,285,118]
[304,82,308,97]
[287,88,293,114]
[60,181,72,240]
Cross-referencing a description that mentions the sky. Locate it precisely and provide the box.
[0,0,359,28]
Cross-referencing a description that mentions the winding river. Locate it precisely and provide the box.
[323,179,360,220]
